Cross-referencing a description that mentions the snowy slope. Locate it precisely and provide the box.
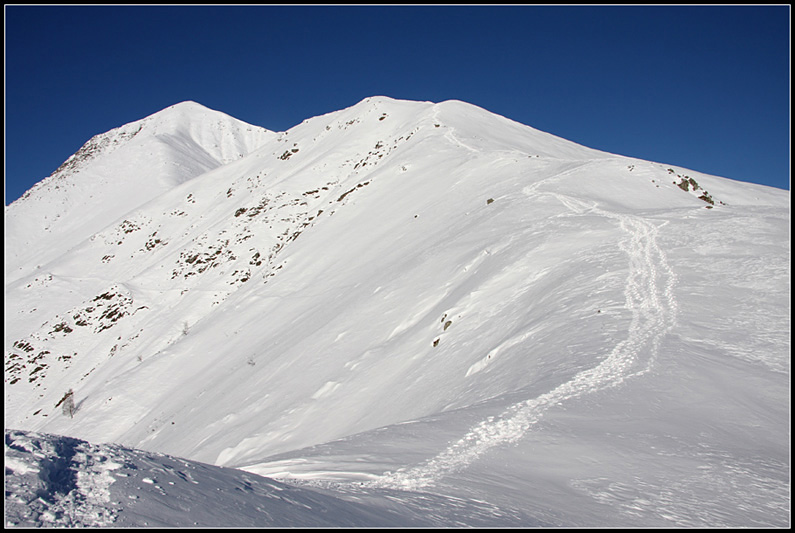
[7,429,536,527]
[5,101,274,282]
[5,96,790,527]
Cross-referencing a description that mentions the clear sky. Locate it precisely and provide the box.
[4,5,791,205]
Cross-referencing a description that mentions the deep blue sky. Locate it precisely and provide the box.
[5,5,790,205]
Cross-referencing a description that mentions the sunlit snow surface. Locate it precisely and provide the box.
[6,429,538,527]
[5,97,790,527]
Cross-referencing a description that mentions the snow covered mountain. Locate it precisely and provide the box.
[5,101,274,282]
[5,97,790,527]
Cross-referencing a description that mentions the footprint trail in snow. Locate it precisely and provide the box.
[369,195,678,490]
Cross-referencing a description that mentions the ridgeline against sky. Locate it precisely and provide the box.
[4,5,790,206]
[5,96,789,527]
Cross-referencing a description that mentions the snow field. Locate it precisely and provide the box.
[5,96,789,527]
[368,191,679,490]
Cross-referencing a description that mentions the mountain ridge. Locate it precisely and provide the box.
[5,101,274,282]
[5,96,789,527]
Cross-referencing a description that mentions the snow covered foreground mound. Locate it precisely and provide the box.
[5,96,790,527]
[4,429,536,527]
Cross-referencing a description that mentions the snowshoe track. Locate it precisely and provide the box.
[370,195,678,490]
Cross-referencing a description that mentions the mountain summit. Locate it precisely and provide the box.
[5,97,789,527]
[5,101,273,280]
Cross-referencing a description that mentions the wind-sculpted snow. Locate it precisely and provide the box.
[5,102,274,281]
[5,430,122,527]
[369,196,679,490]
[5,96,790,527]
[4,429,539,527]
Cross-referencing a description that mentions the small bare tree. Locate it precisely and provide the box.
[56,389,76,419]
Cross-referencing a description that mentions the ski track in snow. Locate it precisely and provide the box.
[368,193,678,490]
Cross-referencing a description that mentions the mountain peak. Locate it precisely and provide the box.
[5,101,274,279]
[164,99,206,109]
[134,100,270,138]
[4,98,789,528]
[152,99,241,120]
[144,100,211,121]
